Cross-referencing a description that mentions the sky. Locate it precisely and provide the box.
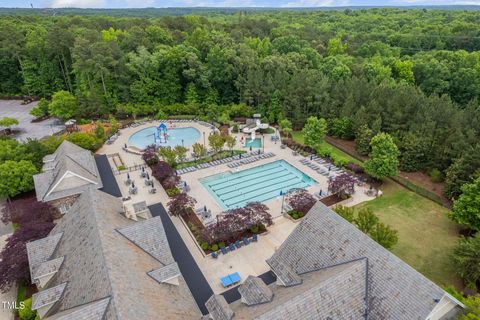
[2,0,480,8]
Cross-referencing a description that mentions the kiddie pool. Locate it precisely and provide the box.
[128,126,201,149]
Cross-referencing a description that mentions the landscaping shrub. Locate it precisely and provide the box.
[333,156,349,168]
[19,298,36,320]
[317,144,333,158]
[287,189,316,215]
[218,242,225,248]
[165,187,181,197]
[428,168,444,183]
[288,210,304,220]
[117,165,126,171]
[142,145,159,166]
[210,244,219,252]
[200,242,209,250]
[156,110,167,120]
[346,162,364,174]
[231,124,239,133]
[249,225,259,234]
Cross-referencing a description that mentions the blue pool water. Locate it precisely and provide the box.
[128,126,201,149]
[201,160,317,210]
[245,138,262,148]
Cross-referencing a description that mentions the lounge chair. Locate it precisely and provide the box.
[229,243,235,251]
[221,275,232,287]
[252,234,258,242]
[242,237,250,246]
[221,246,228,255]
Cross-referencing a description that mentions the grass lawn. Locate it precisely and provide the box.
[291,131,361,165]
[354,180,462,288]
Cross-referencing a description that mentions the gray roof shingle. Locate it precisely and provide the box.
[32,282,67,310]
[26,233,63,283]
[265,202,456,319]
[148,262,181,284]
[265,259,302,287]
[28,189,201,320]
[116,216,174,266]
[33,140,102,202]
[32,257,65,281]
[44,297,111,320]
[238,276,274,306]
[206,295,234,320]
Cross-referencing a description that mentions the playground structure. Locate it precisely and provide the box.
[155,123,170,144]
[242,114,269,141]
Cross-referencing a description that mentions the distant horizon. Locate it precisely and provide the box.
[3,0,480,9]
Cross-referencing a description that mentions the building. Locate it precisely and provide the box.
[33,140,103,213]
[26,188,201,320]
[205,202,465,320]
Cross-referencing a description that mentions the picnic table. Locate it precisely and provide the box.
[221,272,241,287]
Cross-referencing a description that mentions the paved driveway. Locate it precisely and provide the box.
[0,100,64,141]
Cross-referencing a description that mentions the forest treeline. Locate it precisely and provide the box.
[1,8,480,199]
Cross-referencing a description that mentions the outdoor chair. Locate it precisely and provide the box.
[252,234,258,242]
[212,252,218,259]
[242,237,250,246]
[221,247,228,255]
[149,188,157,194]
[235,240,242,249]
[229,243,235,251]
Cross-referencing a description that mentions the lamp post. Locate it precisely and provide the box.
[262,134,265,154]
[203,132,206,147]
[182,139,184,147]
[280,190,285,215]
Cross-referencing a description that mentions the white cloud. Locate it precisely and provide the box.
[125,0,155,7]
[49,0,106,8]
[283,0,350,7]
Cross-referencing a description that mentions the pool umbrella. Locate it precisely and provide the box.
[127,173,130,179]
[250,146,252,152]
[151,181,154,187]
[310,155,313,160]
[142,166,145,172]
[146,173,150,180]
[204,205,207,212]
[184,181,187,187]
[131,181,135,188]
[319,189,322,196]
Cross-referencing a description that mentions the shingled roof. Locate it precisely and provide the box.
[238,276,274,306]
[33,140,102,202]
[206,295,234,320]
[262,202,463,319]
[27,188,201,320]
[213,202,463,320]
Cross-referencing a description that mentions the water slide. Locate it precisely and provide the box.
[242,119,269,134]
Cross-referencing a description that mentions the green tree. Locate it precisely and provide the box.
[0,117,18,128]
[457,294,480,319]
[355,125,374,156]
[174,145,188,163]
[66,132,100,151]
[19,298,36,320]
[355,208,379,234]
[225,135,236,156]
[364,132,399,180]
[94,121,106,141]
[48,90,78,120]
[29,98,49,118]
[369,222,398,249]
[192,142,207,162]
[208,133,225,156]
[453,234,480,289]
[450,177,480,231]
[392,60,415,84]
[334,205,355,223]
[159,146,178,167]
[279,119,292,137]
[302,116,327,150]
[0,160,38,198]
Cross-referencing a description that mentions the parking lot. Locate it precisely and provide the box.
[0,100,64,141]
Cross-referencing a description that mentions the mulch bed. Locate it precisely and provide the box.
[320,194,345,207]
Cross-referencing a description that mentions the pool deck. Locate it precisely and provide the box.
[96,121,376,294]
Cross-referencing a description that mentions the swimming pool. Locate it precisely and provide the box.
[201,160,317,210]
[128,126,201,149]
[245,138,262,148]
